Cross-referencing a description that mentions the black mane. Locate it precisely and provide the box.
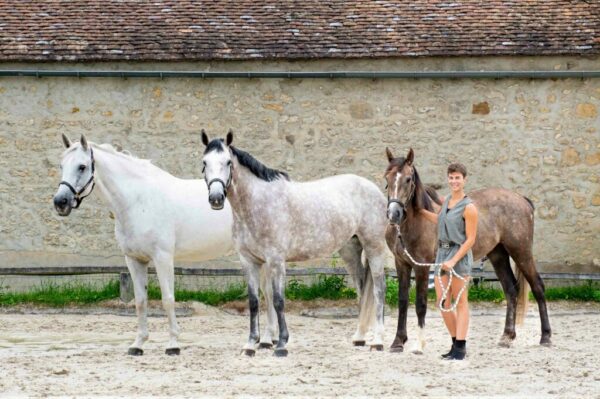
[204,139,288,182]
[231,146,289,182]
[204,138,226,154]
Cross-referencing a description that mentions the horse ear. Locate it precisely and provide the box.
[226,129,233,146]
[201,129,209,146]
[385,147,394,162]
[62,134,72,149]
[80,134,89,151]
[406,148,415,165]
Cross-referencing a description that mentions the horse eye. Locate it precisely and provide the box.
[405,176,411,183]
[227,160,232,166]
[384,183,388,189]
[79,164,86,172]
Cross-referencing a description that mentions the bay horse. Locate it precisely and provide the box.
[53,134,234,356]
[384,147,551,352]
[201,130,388,356]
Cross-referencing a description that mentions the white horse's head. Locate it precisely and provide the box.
[53,134,96,216]
[201,129,234,210]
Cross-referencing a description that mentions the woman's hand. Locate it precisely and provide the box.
[442,259,456,271]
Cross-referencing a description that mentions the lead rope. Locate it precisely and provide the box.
[394,224,467,313]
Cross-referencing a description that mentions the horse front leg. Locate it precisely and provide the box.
[258,265,278,349]
[411,266,429,354]
[125,256,150,356]
[241,256,261,356]
[154,251,180,355]
[270,259,289,357]
[391,260,410,353]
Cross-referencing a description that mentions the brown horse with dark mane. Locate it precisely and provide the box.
[384,148,551,353]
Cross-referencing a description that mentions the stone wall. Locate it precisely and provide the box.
[0,56,598,271]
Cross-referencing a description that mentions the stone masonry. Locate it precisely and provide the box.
[0,56,598,272]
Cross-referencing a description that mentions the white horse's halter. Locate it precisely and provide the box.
[58,147,96,209]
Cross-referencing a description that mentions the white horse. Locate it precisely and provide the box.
[53,134,234,355]
[201,130,389,357]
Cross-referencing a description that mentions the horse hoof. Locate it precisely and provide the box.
[273,348,288,357]
[540,338,552,347]
[370,344,384,352]
[165,348,180,356]
[411,349,424,355]
[258,342,273,350]
[498,339,512,348]
[389,346,404,353]
[242,349,256,357]
[353,340,366,347]
[128,347,143,356]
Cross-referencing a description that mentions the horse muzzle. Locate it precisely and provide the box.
[387,203,403,224]
[208,192,226,210]
[53,193,74,216]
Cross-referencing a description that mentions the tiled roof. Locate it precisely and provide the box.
[1,1,598,61]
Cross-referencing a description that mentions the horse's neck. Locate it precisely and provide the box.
[401,189,438,244]
[228,165,281,219]
[92,146,153,219]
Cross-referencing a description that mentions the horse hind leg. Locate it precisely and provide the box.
[269,259,290,357]
[339,236,368,346]
[487,244,519,347]
[506,245,552,346]
[362,247,387,352]
[125,256,149,356]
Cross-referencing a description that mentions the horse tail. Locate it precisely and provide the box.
[515,267,530,326]
[524,196,535,211]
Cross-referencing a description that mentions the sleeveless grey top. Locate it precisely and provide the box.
[435,196,473,271]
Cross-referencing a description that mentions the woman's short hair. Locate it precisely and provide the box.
[447,163,467,177]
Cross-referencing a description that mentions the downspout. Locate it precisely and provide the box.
[0,70,598,79]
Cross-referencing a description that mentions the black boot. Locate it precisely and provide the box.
[446,339,466,360]
[441,337,456,359]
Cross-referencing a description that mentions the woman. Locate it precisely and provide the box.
[420,163,478,360]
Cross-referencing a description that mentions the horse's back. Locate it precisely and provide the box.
[289,173,387,245]
[468,188,534,258]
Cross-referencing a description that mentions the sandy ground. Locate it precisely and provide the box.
[0,301,599,398]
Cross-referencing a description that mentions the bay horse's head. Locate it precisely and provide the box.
[384,147,416,224]
[201,129,234,210]
[53,134,96,216]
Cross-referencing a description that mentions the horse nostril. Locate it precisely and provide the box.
[60,198,68,206]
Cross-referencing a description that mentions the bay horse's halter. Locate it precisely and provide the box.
[205,161,233,196]
[58,148,96,209]
[388,169,467,313]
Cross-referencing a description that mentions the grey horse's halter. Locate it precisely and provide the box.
[205,162,233,196]
[58,147,95,209]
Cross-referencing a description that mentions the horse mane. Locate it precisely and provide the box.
[63,142,150,164]
[411,167,436,212]
[93,143,153,166]
[231,146,289,182]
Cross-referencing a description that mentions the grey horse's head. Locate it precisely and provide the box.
[201,129,234,210]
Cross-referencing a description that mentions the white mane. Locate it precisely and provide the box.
[62,141,153,167]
